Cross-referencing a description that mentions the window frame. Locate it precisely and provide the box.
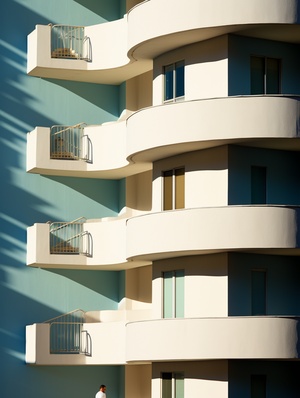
[162,167,185,211]
[164,60,185,103]
[162,270,185,319]
[161,372,184,398]
[250,55,281,95]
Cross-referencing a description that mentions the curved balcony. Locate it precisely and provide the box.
[27,97,300,178]
[27,0,300,83]
[126,316,300,363]
[127,96,300,163]
[26,121,151,178]
[128,0,300,59]
[26,308,152,365]
[27,218,150,270]
[126,206,300,261]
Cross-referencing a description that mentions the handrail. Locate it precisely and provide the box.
[51,24,91,61]
[51,122,86,136]
[44,309,85,324]
[50,216,86,233]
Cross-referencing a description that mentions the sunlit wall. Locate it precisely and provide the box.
[0,1,126,397]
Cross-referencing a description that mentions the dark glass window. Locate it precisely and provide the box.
[164,61,185,101]
[251,270,266,316]
[251,56,281,94]
[251,166,266,204]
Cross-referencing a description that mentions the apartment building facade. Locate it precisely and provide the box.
[1,0,300,397]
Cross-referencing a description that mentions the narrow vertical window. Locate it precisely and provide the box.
[251,166,266,204]
[163,270,184,318]
[251,375,266,398]
[251,270,266,315]
[163,168,185,210]
[164,61,185,102]
[162,373,184,398]
[251,56,281,94]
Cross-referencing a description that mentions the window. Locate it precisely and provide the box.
[163,168,185,210]
[162,372,184,398]
[163,270,184,318]
[164,61,185,102]
[251,56,281,94]
[251,375,266,398]
[251,270,266,315]
[251,166,267,204]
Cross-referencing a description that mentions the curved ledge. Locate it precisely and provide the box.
[128,0,300,59]
[127,96,300,162]
[27,97,300,178]
[126,316,300,362]
[126,206,300,261]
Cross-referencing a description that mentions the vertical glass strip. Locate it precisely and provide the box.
[175,270,184,318]
[251,56,265,94]
[251,270,266,315]
[175,168,185,209]
[175,61,185,98]
[164,64,174,101]
[163,271,174,318]
[266,58,280,94]
[251,375,266,398]
[162,373,172,398]
[251,166,267,204]
[163,170,173,210]
[175,373,184,398]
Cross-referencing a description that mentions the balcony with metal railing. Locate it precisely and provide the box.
[51,25,91,61]
[26,308,152,365]
[27,216,150,270]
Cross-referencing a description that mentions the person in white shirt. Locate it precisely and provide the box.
[95,384,107,398]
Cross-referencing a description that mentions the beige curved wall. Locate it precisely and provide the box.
[126,206,298,260]
[127,96,300,162]
[126,316,299,362]
[128,0,299,58]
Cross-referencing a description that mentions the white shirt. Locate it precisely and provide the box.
[95,391,106,398]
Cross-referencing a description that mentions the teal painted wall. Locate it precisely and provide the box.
[229,361,300,398]
[228,253,300,316]
[228,34,300,95]
[228,145,300,205]
[0,0,127,397]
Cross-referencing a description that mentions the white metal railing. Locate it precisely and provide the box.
[45,309,91,355]
[51,25,91,61]
[50,123,91,162]
[50,217,92,256]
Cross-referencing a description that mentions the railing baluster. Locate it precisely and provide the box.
[51,25,91,61]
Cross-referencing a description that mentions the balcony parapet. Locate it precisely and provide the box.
[127,206,300,261]
[126,316,300,363]
[128,0,300,60]
[27,96,300,178]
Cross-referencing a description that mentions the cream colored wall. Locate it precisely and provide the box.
[153,36,229,105]
[121,266,152,310]
[152,146,229,212]
[125,365,152,398]
[152,361,228,398]
[152,254,228,319]
[126,71,153,112]
[126,170,152,215]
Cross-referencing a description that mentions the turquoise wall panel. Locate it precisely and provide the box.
[0,0,127,397]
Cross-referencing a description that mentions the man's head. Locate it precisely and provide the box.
[100,385,106,392]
